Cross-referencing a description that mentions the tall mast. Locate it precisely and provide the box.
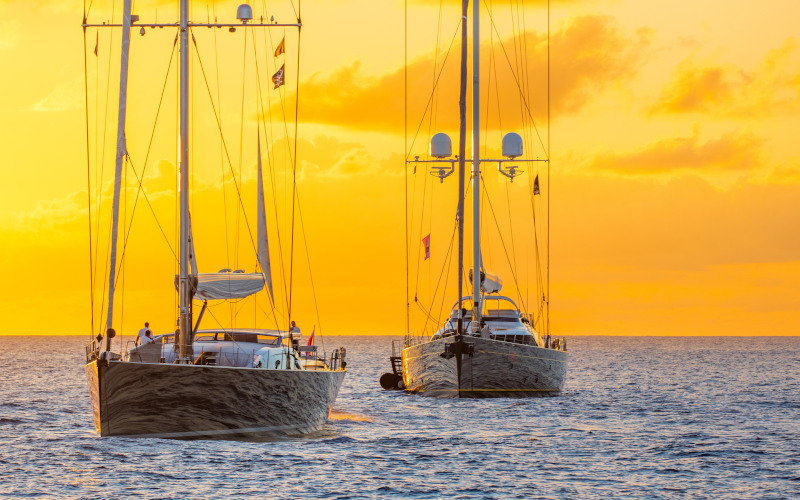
[105,0,134,342]
[178,0,191,361]
[456,0,468,334]
[471,0,481,330]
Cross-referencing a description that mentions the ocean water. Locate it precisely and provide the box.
[0,335,798,499]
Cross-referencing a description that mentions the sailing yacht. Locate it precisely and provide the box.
[83,1,346,438]
[385,0,567,397]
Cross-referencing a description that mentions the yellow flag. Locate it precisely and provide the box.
[274,37,285,57]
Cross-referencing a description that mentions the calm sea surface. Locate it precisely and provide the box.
[0,335,798,499]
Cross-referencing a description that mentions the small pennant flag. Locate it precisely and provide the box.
[423,234,431,260]
[274,37,285,57]
[94,32,98,56]
[533,174,540,195]
[307,326,315,347]
[272,64,285,89]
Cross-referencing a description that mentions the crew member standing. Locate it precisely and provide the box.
[136,322,151,346]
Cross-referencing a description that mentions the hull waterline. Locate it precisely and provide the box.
[401,337,566,398]
[85,359,345,439]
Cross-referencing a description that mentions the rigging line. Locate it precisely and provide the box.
[406,17,462,160]
[510,0,529,165]
[212,0,231,272]
[481,0,547,158]
[94,1,117,309]
[509,0,522,133]
[258,2,286,296]
[234,27,249,272]
[288,23,302,327]
[413,157,429,296]
[419,217,458,337]
[204,304,227,330]
[252,32,291,321]
[426,0,445,156]
[505,179,519,296]
[248,32,283,334]
[547,0,550,335]
[98,216,112,338]
[113,154,179,292]
[95,0,117,339]
[483,0,494,157]
[256,25,300,324]
[528,172,544,325]
[518,0,537,199]
[404,0,409,336]
[481,174,527,312]
[110,37,181,283]
[191,36,261,277]
[435,217,457,331]
[83,22,95,340]
[120,148,127,345]
[294,187,322,337]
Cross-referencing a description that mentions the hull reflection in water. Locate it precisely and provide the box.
[402,336,567,398]
[85,359,345,439]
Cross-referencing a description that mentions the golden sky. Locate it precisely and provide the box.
[0,0,798,337]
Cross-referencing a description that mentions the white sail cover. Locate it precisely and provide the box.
[192,272,265,300]
[256,132,274,302]
[469,269,503,294]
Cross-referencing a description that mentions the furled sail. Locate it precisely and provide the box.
[188,213,198,275]
[184,272,266,300]
[469,269,503,294]
[256,132,274,302]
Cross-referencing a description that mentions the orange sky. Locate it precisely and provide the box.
[0,0,798,337]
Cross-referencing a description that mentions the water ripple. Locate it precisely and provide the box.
[0,335,798,498]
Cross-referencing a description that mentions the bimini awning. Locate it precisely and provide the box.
[176,272,266,300]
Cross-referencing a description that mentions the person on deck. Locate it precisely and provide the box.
[136,322,151,346]
[290,321,300,334]
[141,330,156,345]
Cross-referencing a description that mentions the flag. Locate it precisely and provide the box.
[533,174,540,195]
[274,37,285,57]
[272,64,285,89]
[423,234,431,260]
[307,326,315,346]
[94,32,98,56]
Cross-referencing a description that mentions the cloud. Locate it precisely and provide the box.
[0,19,19,51]
[33,79,84,112]
[588,131,762,175]
[276,15,649,133]
[651,38,800,116]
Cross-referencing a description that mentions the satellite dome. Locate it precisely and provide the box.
[430,133,452,158]
[502,132,523,159]
[237,4,253,22]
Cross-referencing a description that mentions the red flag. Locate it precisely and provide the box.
[423,234,431,260]
[533,174,540,195]
[272,64,285,89]
[307,326,315,346]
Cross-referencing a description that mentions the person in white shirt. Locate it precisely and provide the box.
[136,322,151,346]
[290,321,301,334]
[141,330,156,345]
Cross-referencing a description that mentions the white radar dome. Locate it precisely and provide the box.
[237,4,253,22]
[502,132,523,159]
[430,133,452,158]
